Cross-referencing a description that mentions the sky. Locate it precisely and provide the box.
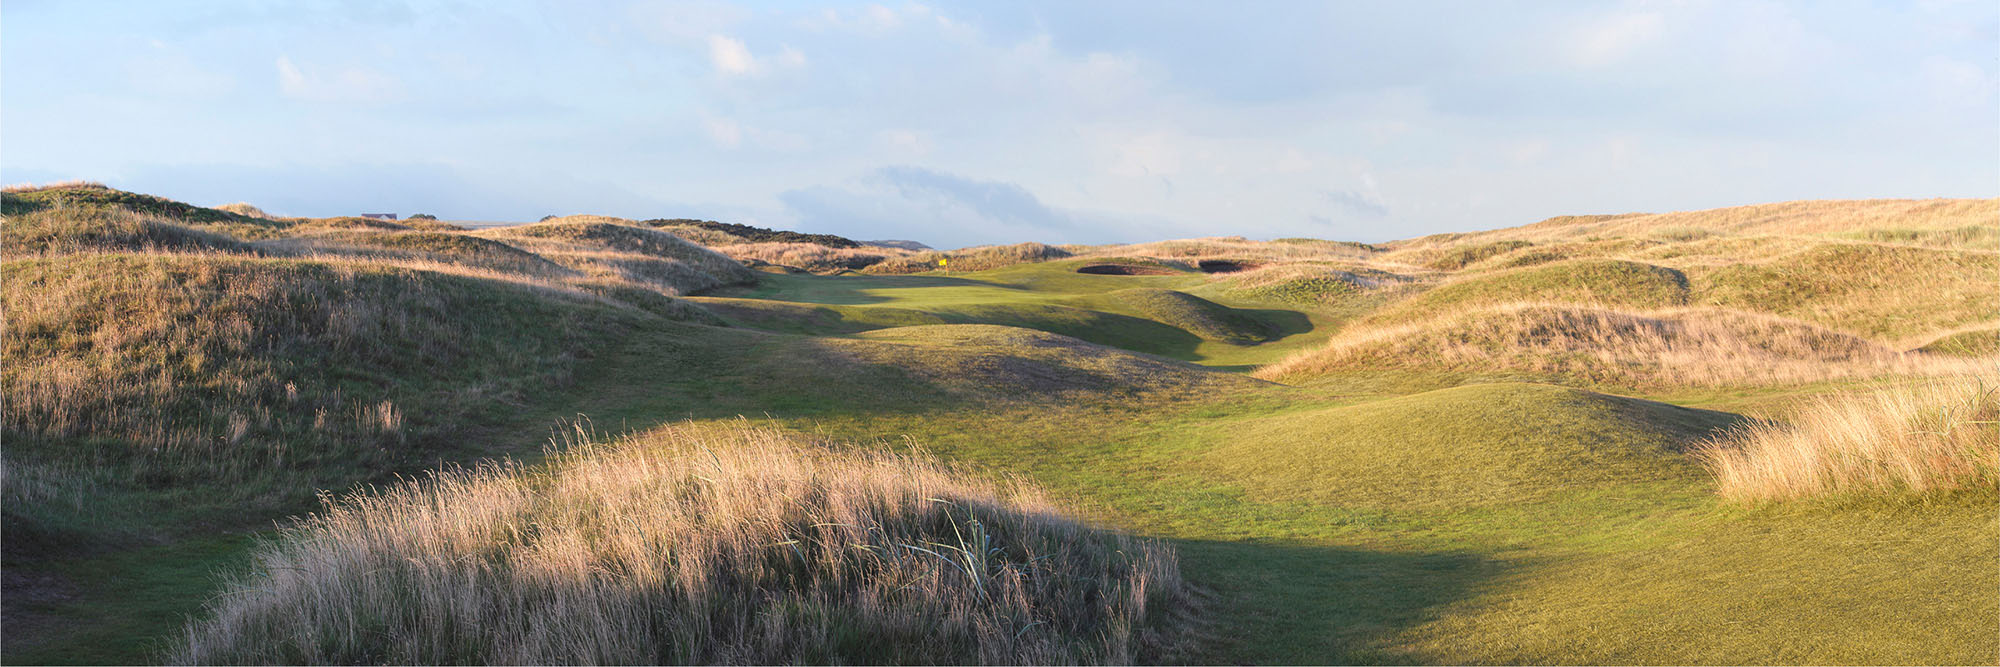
[4,1,1996,248]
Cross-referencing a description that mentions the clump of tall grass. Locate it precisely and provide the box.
[214,202,273,219]
[1697,376,2000,501]
[173,424,1190,665]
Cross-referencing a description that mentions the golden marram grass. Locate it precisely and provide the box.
[173,423,1190,665]
[1697,375,2000,501]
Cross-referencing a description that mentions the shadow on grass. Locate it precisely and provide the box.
[1172,538,1504,665]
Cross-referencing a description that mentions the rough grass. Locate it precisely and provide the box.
[1693,242,1999,340]
[1913,325,2000,357]
[1198,383,1737,509]
[1210,263,1411,306]
[275,231,571,277]
[865,243,1074,275]
[0,185,271,228]
[1362,259,1689,325]
[2,205,253,256]
[1402,240,1534,270]
[716,242,902,273]
[174,423,1189,665]
[478,221,756,289]
[0,253,634,502]
[1393,198,1999,248]
[1258,303,1985,389]
[1697,376,2000,501]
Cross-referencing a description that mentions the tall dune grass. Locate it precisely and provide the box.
[1697,376,2000,501]
[173,424,1189,665]
[1256,303,1991,388]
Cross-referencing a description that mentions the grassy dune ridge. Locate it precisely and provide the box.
[175,424,1189,665]
[3,186,1995,664]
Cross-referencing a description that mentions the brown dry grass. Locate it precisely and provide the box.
[719,241,908,272]
[173,423,1189,665]
[1255,303,1992,389]
[1393,198,1998,250]
[1697,375,2000,501]
[2,180,108,194]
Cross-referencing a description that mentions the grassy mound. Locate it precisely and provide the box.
[839,325,1263,401]
[287,216,413,233]
[865,243,1073,274]
[1411,240,1534,270]
[174,424,1188,665]
[1697,375,1999,501]
[1094,288,1277,344]
[481,221,756,285]
[1,205,252,256]
[1212,263,1409,305]
[1364,259,1689,324]
[1694,242,1999,339]
[1258,304,1972,388]
[1,254,636,502]
[1915,326,2000,356]
[306,231,569,276]
[1198,383,1738,509]
[642,218,861,248]
[688,297,950,334]
[1,184,267,227]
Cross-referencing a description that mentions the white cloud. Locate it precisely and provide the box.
[707,35,759,76]
[274,56,398,103]
[705,35,805,77]
[1568,10,1665,67]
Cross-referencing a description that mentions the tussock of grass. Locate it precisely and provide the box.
[1697,375,2000,501]
[213,203,272,220]
[174,423,1188,665]
[1363,259,1689,325]
[1258,303,1984,388]
[2,205,253,256]
[1199,383,1737,509]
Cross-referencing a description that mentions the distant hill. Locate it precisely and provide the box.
[863,239,932,251]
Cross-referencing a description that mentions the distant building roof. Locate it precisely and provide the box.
[360,213,398,220]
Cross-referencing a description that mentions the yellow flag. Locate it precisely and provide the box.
[938,258,948,267]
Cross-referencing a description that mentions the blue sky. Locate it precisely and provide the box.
[5,1,1995,248]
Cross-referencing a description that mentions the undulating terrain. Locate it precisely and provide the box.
[3,183,1995,664]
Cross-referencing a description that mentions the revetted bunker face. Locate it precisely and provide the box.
[1075,263,1179,276]
[1196,259,1258,274]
